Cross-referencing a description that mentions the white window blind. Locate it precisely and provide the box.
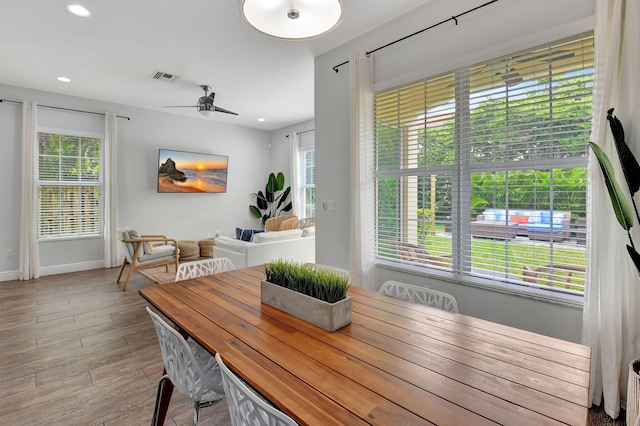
[38,132,103,238]
[374,32,593,296]
[299,149,316,218]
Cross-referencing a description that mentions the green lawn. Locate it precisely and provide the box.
[385,226,586,292]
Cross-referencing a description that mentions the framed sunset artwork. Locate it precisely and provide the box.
[157,149,228,193]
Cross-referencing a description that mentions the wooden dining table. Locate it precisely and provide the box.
[139,265,591,425]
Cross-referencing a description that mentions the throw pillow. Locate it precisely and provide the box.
[509,215,529,224]
[235,227,265,242]
[126,229,153,255]
[552,212,565,225]
[540,211,551,224]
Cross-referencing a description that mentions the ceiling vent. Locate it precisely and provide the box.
[151,70,180,83]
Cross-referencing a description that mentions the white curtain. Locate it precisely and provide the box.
[19,101,39,280]
[582,0,640,418]
[103,112,119,268]
[348,51,376,289]
[289,132,300,217]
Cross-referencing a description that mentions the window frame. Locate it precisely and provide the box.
[298,148,316,218]
[372,32,593,305]
[37,128,104,240]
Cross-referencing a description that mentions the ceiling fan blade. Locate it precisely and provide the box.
[214,106,239,116]
[164,105,197,108]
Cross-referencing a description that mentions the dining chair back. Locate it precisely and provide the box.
[379,281,459,313]
[175,257,236,281]
[215,353,298,426]
[146,307,225,425]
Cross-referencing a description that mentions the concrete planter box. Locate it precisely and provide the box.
[261,280,351,332]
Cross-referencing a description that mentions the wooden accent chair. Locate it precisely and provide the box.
[264,214,298,232]
[116,228,179,291]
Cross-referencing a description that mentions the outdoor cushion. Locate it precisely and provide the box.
[509,215,529,224]
[540,211,551,224]
[526,223,563,232]
[552,212,565,224]
[483,212,496,221]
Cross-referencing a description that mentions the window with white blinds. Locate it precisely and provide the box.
[374,32,593,296]
[38,132,103,238]
[299,149,316,218]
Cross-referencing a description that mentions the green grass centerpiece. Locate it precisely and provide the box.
[261,260,351,331]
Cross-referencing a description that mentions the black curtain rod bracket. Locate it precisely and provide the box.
[0,99,131,120]
[332,0,498,73]
[285,128,315,138]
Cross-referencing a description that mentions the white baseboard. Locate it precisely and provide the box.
[0,260,105,282]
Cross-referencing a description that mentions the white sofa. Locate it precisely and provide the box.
[213,228,315,269]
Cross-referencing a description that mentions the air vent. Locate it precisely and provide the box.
[151,70,180,83]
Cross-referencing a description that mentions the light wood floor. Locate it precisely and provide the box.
[0,267,626,426]
[0,268,231,426]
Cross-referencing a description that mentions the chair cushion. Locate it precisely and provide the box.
[137,244,176,263]
[127,229,153,255]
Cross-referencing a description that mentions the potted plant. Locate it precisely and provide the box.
[261,259,351,332]
[590,109,640,425]
[250,172,293,226]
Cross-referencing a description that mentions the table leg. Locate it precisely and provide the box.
[152,369,174,426]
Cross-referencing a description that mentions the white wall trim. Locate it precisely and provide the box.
[374,16,595,92]
[0,270,20,282]
[39,260,105,277]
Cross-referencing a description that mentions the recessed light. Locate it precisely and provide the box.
[66,4,91,17]
[57,76,71,83]
[257,118,266,122]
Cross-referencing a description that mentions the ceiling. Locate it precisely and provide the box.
[1,0,431,131]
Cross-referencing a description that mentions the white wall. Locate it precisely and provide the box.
[314,0,595,342]
[0,83,271,279]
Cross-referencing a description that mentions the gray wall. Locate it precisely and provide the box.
[0,83,273,279]
[314,0,596,342]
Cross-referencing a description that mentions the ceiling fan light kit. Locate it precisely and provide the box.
[239,0,344,40]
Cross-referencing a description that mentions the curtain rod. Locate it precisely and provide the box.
[0,99,131,120]
[285,128,315,138]
[332,0,499,73]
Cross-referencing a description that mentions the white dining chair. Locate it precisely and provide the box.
[146,307,226,426]
[215,353,298,426]
[379,281,459,313]
[303,263,350,279]
[175,257,236,281]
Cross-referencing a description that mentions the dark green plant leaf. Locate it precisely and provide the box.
[249,205,262,218]
[590,142,634,231]
[277,186,291,209]
[256,190,268,209]
[267,173,278,197]
[281,201,293,212]
[628,245,640,276]
[607,108,640,195]
[276,172,285,191]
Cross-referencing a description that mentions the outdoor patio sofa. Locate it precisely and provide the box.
[472,209,572,242]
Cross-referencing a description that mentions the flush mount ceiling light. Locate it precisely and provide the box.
[239,0,344,40]
[66,4,91,17]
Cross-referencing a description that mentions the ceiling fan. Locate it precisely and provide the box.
[164,85,238,117]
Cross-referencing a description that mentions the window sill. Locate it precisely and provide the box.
[375,259,584,309]
[38,234,103,243]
